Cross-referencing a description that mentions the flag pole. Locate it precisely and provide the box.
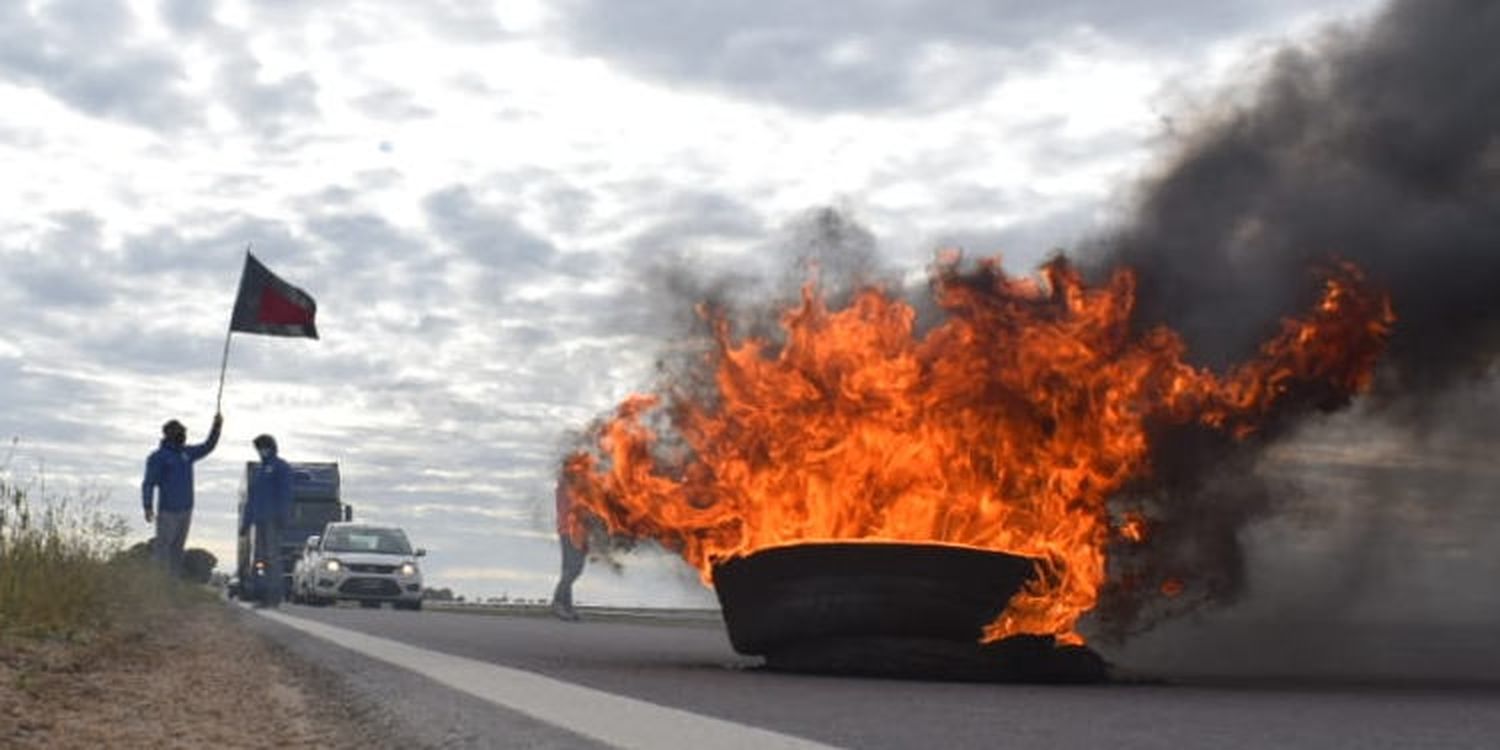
[214,328,233,415]
[215,242,253,414]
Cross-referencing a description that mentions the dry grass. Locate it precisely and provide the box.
[0,474,384,748]
[0,475,203,638]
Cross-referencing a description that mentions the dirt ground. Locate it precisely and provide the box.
[0,602,399,749]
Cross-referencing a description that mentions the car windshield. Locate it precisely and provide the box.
[322,527,411,555]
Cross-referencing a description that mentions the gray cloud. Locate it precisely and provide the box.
[123,218,308,277]
[215,48,320,139]
[0,1,196,130]
[624,188,767,257]
[308,212,425,262]
[158,0,217,34]
[3,213,115,310]
[0,359,111,444]
[552,0,1325,112]
[422,185,561,284]
[351,88,436,121]
[0,0,319,141]
[411,0,511,43]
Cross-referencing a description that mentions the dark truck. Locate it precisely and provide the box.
[232,461,351,602]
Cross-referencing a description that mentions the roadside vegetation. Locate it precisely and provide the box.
[1,467,385,747]
[0,474,207,638]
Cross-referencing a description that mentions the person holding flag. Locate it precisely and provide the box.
[140,248,317,581]
[142,414,223,576]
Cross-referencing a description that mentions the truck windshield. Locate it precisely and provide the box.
[322,528,411,555]
[293,501,343,528]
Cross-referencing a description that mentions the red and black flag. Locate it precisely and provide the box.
[230,252,318,339]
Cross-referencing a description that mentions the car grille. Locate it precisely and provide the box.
[346,563,398,574]
[339,578,401,596]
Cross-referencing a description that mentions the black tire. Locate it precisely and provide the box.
[712,542,1036,655]
[395,600,423,611]
[359,600,382,609]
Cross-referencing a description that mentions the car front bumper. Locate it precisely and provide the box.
[314,570,422,602]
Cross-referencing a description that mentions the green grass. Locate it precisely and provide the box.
[0,474,205,640]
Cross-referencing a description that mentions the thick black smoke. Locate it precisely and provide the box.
[1084,0,1500,640]
[1087,0,1500,391]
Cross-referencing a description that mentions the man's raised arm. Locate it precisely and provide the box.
[189,413,224,460]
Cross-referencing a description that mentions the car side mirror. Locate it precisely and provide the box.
[415,548,427,557]
[307,535,320,549]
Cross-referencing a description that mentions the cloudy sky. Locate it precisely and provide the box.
[1,0,1403,608]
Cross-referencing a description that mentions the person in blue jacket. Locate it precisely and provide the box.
[141,413,223,576]
[242,434,293,608]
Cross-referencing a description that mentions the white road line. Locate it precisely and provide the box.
[252,608,841,750]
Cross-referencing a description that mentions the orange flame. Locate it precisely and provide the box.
[1118,512,1150,544]
[564,255,1393,644]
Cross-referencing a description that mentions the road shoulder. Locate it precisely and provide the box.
[1,601,396,748]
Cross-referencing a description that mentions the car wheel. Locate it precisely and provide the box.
[359,600,382,609]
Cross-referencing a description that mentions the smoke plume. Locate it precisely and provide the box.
[1087,0,1500,391]
[1084,0,1500,637]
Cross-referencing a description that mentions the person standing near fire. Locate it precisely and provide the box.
[141,413,223,576]
[241,433,293,608]
[551,455,590,622]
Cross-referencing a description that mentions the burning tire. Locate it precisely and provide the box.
[711,542,1037,655]
[711,542,1108,682]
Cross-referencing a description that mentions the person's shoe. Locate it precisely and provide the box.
[551,602,580,622]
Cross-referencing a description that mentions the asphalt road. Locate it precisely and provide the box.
[244,603,1500,750]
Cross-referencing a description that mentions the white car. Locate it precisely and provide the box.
[294,522,425,610]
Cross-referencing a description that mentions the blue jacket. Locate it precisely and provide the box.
[141,420,221,513]
[243,452,293,532]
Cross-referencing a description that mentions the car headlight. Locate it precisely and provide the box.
[399,562,418,577]
[324,559,342,572]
